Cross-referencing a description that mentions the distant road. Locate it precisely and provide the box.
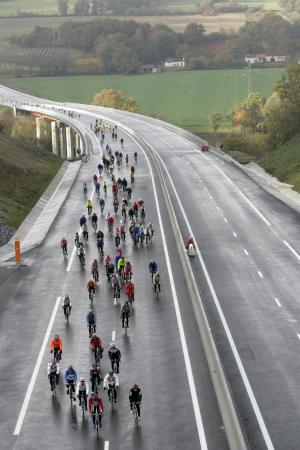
[1,85,300,450]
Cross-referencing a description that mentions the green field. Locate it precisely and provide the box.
[0,68,283,131]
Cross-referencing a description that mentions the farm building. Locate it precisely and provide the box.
[164,59,186,68]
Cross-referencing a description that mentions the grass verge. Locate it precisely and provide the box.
[259,136,300,193]
[0,133,63,228]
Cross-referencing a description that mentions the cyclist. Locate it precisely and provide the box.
[129,384,142,419]
[128,207,134,221]
[80,214,87,228]
[104,254,112,270]
[140,206,145,221]
[117,177,123,189]
[108,343,121,373]
[111,272,121,292]
[65,365,77,400]
[126,186,132,200]
[153,271,161,292]
[106,261,114,281]
[47,357,60,390]
[83,182,88,197]
[122,177,127,192]
[115,228,121,248]
[120,223,126,242]
[87,309,96,337]
[91,212,98,230]
[103,370,119,403]
[82,223,89,242]
[134,151,138,162]
[106,213,114,233]
[132,223,140,245]
[87,279,96,297]
[97,229,104,241]
[97,163,103,176]
[113,197,119,214]
[125,280,135,304]
[87,199,93,215]
[117,255,126,276]
[90,333,104,359]
[95,181,100,196]
[76,377,89,410]
[103,180,107,195]
[125,154,129,164]
[90,363,101,392]
[74,232,80,248]
[50,334,62,361]
[133,202,138,218]
[130,166,135,176]
[137,199,144,208]
[78,242,85,265]
[99,198,105,213]
[97,236,104,256]
[121,300,130,328]
[60,238,68,256]
[88,392,104,429]
[120,138,124,147]
[149,261,157,282]
[91,259,99,282]
[93,174,98,185]
[124,261,132,281]
[62,294,72,318]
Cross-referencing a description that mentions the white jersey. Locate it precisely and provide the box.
[103,373,119,389]
[76,381,89,395]
[47,362,60,375]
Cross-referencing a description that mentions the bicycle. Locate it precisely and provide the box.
[131,175,135,185]
[111,358,120,374]
[113,285,120,304]
[79,254,85,269]
[62,246,68,258]
[154,280,160,294]
[65,305,71,323]
[83,186,88,199]
[88,323,96,338]
[79,393,87,418]
[92,221,97,232]
[53,348,61,362]
[92,268,99,283]
[108,386,117,407]
[93,410,102,437]
[94,346,102,363]
[89,289,95,303]
[132,402,140,425]
[49,373,57,396]
[68,382,75,405]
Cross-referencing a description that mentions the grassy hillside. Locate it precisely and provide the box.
[259,136,300,192]
[0,68,283,132]
[0,132,62,227]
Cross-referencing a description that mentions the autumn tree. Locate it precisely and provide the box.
[233,92,265,132]
[91,89,138,112]
[209,112,223,131]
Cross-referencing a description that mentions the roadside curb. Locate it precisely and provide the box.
[0,159,81,263]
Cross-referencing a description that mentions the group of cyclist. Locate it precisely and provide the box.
[55,122,145,429]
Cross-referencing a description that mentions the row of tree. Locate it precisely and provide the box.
[214,64,300,158]
[10,13,300,75]
[58,0,161,16]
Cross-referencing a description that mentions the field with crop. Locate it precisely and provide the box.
[0,68,283,131]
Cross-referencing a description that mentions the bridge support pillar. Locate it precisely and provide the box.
[59,123,67,159]
[51,121,59,156]
[66,126,76,160]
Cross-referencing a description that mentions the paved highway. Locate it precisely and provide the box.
[1,86,300,449]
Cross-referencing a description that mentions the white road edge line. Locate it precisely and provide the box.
[112,330,115,342]
[152,149,275,450]
[66,186,95,272]
[243,249,249,256]
[258,271,263,279]
[233,232,238,238]
[224,218,228,223]
[274,298,282,307]
[297,334,300,341]
[283,240,300,262]
[13,296,61,435]
[104,441,109,450]
[130,135,208,449]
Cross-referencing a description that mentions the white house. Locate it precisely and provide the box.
[245,54,286,64]
[164,59,186,68]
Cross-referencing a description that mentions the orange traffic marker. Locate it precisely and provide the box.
[15,239,21,263]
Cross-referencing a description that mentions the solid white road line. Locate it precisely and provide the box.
[224,218,228,223]
[257,271,263,279]
[233,232,238,238]
[130,136,208,449]
[283,240,300,262]
[243,249,249,256]
[112,330,115,342]
[274,298,282,307]
[66,186,95,272]
[152,149,275,450]
[216,206,220,211]
[13,296,61,435]
[297,334,300,341]
[104,441,109,450]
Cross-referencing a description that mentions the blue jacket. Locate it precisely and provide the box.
[149,262,157,273]
[87,312,96,325]
[133,226,140,237]
[114,255,121,267]
[99,198,105,206]
[64,368,77,384]
[80,216,86,227]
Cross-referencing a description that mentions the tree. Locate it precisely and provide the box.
[58,0,68,15]
[183,23,205,46]
[233,92,265,132]
[209,112,223,131]
[91,89,138,112]
[276,63,300,106]
[74,0,90,15]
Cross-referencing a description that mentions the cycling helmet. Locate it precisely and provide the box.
[80,377,85,382]
[55,334,59,340]
[51,358,57,364]
[110,342,115,348]
[109,370,114,376]
[92,363,97,369]
[64,294,70,300]
[89,309,93,313]
[133,384,139,389]
[91,391,96,396]
[92,333,96,338]
[68,365,73,370]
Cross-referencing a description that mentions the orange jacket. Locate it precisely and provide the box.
[50,337,62,351]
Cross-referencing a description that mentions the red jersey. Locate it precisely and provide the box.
[125,282,135,297]
[88,396,104,413]
[90,336,103,350]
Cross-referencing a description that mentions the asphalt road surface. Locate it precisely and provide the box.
[1,86,300,450]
